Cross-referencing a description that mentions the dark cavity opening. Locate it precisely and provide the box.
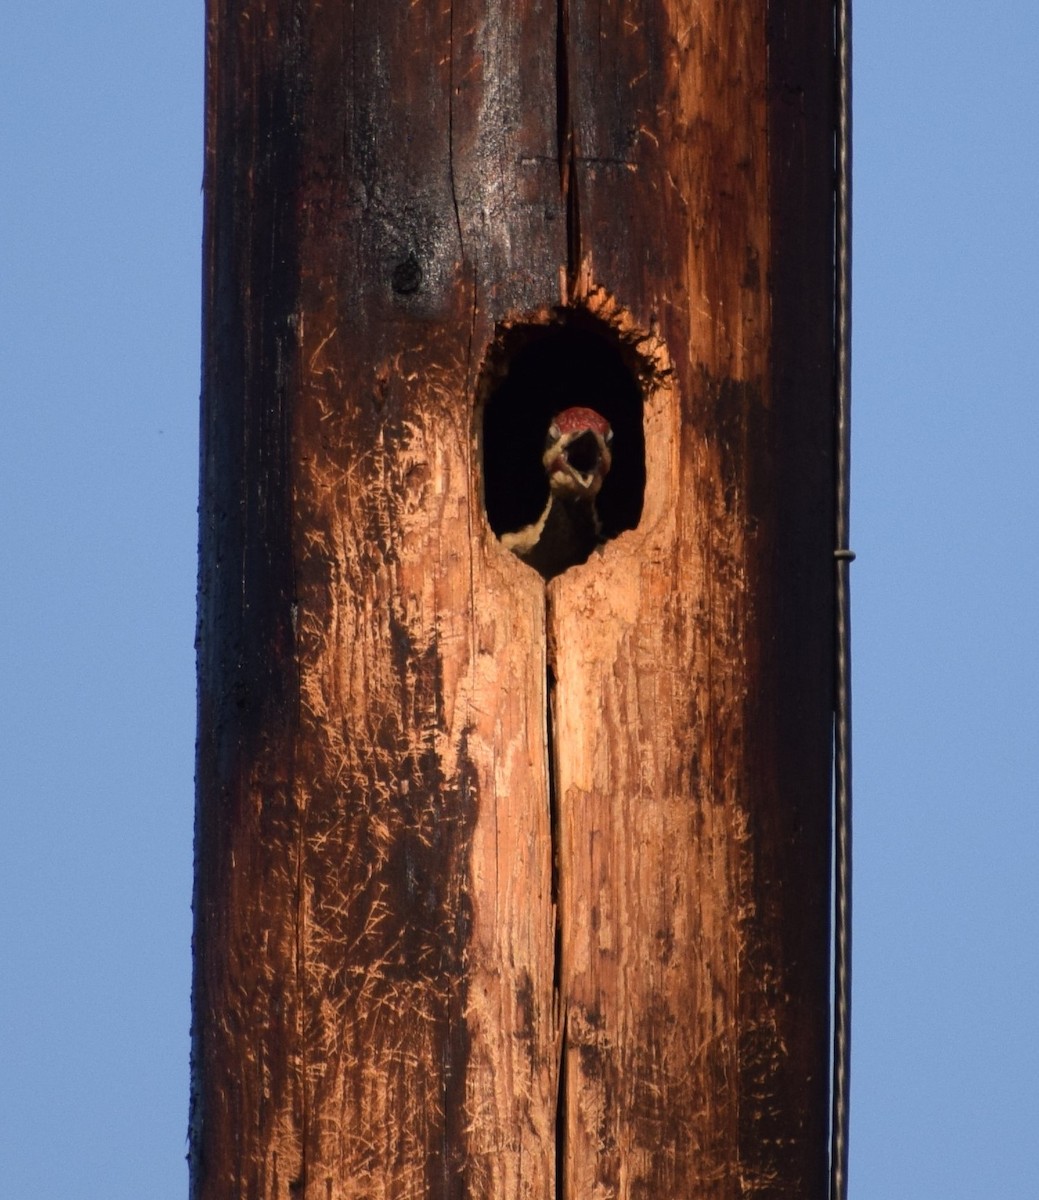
[481,310,646,562]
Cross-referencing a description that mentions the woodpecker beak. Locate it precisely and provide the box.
[543,411,613,500]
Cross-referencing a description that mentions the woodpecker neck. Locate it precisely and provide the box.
[506,489,601,579]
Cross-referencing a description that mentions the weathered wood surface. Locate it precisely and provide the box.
[553,3,836,1195]
[192,1,836,1198]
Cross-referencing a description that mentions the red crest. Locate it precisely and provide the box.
[552,406,612,437]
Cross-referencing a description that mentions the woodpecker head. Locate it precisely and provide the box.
[542,406,613,504]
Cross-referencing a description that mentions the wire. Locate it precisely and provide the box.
[830,0,854,1192]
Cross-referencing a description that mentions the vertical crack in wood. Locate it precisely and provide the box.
[554,0,570,191]
[546,657,561,1001]
[555,1001,569,1200]
[556,0,580,292]
[546,593,567,1198]
[446,0,465,259]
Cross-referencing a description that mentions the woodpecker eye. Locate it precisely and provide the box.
[604,428,614,445]
[546,423,561,447]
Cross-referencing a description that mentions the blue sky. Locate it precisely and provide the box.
[1,2,1036,1196]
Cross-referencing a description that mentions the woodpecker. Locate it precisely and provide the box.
[502,406,613,579]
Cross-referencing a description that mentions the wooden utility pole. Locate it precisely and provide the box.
[192,1,837,1197]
